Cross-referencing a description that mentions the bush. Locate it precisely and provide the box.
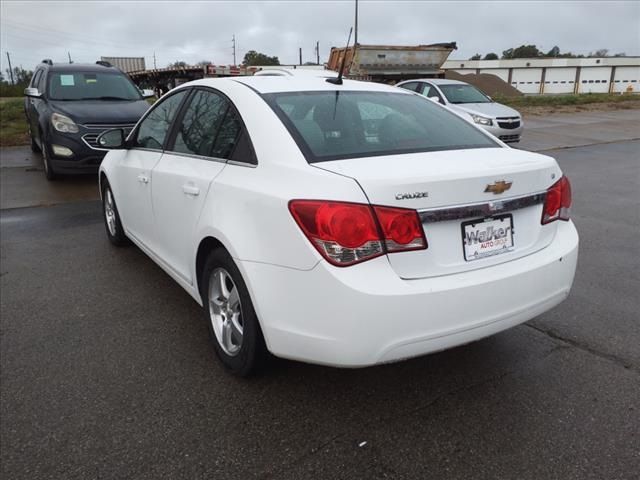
[493,93,640,108]
[0,83,28,97]
[0,98,29,146]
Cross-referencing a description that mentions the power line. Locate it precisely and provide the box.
[1,19,135,50]
[0,31,141,57]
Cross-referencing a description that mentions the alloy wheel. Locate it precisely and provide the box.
[208,267,244,356]
[104,189,117,237]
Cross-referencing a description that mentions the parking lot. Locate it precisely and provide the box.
[1,110,639,479]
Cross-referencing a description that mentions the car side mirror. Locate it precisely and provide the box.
[24,87,42,98]
[427,96,440,103]
[141,89,155,99]
[97,128,127,149]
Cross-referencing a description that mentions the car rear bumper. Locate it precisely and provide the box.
[240,220,578,367]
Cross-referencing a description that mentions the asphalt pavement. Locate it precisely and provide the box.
[1,111,639,479]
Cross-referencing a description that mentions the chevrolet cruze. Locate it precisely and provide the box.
[396,78,524,143]
[97,76,578,376]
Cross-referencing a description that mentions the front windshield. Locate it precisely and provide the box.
[48,72,142,101]
[438,84,491,104]
[265,90,498,163]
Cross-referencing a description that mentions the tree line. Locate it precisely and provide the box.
[168,50,280,69]
[469,45,627,61]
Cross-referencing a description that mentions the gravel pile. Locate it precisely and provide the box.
[445,70,523,97]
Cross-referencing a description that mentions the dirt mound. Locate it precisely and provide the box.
[445,70,523,97]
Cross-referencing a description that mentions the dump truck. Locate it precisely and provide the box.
[327,42,457,83]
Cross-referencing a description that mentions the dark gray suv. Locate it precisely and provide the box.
[24,60,153,180]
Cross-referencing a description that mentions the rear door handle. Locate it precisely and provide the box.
[137,174,149,184]
[182,184,200,196]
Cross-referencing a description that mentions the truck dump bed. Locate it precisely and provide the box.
[327,42,457,82]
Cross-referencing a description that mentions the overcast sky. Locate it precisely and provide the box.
[1,0,639,74]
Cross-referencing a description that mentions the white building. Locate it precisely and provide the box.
[442,57,640,95]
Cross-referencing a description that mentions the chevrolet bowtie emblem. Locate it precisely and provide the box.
[484,180,513,195]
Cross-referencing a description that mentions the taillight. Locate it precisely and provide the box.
[289,200,427,266]
[542,176,572,225]
[373,205,427,253]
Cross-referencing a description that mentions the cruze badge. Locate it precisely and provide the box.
[484,180,512,195]
[395,192,429,200]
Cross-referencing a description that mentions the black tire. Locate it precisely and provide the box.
[101,182,130,246]
[201,248,269,376]
[40,137,58,181]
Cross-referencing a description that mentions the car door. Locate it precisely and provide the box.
[151,88,246,284]
[113,89,189,250]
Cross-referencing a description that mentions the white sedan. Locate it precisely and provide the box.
[97,76,578,376]
[396,78,524,143]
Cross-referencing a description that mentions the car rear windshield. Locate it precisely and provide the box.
[264,90,498,163]
[48,71,142,101]
[438,84,491,104]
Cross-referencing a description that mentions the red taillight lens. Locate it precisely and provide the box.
[289,200,427,266]
[542,176,572,224]
[289,200,383,266]
[373,206,427,253]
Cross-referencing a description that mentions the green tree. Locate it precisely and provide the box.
[484,53,499,60]
[242,50,280,66]
[169,61,188,68]
[4,67,33,85]
[546,46,560,57]
[502,45,542,59]
[469,53,481,60]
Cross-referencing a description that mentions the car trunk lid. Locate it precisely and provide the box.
[314,147,562,279]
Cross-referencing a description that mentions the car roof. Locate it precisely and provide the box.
[186,76,410,95]
[46,63,120,73]
[400,78,467,86]
[254,68,338,79]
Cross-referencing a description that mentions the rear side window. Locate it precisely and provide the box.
[399,82,419,92]
[173,90,228,157]
[211,107,242,159]
[265,90,498,163]
[170,89,246,160]
[134,90,188,150]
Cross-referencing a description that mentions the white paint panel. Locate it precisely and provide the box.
[612,66,640,93]
[510,68,543,94]
[543,67,576,94]
[577,67,611,94]
[479,68,509,82]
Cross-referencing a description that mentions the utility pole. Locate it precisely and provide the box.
[153,52,157,69]
[315,41,320,65]
[6,52,14,85]
[68,52,72,64]
[354,0,359,46]
[232,34,236,66]
[299,47,302,66]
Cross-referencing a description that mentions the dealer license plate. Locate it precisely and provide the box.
[462,214,514,261]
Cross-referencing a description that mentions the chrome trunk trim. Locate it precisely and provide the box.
[418,191,546,223]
